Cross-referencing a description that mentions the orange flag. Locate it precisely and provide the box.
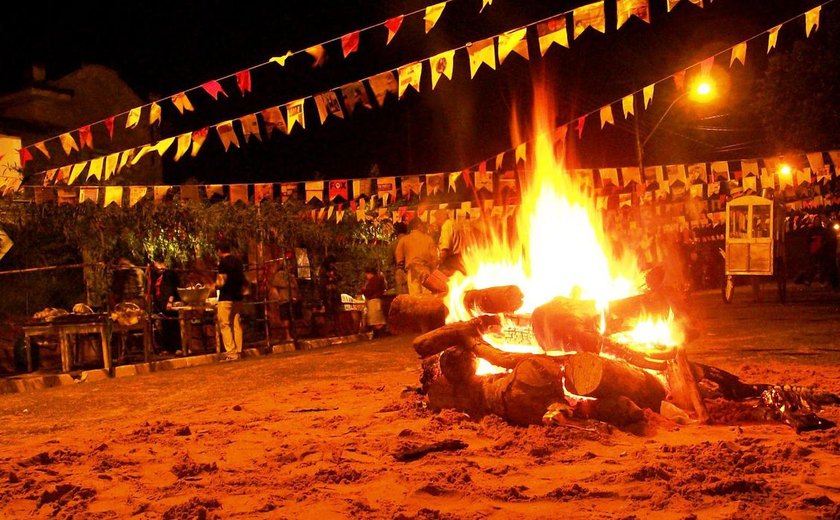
[806,6,821,37]
[78,126,93,149]
[341,31,360,58]
[171,92,194,113]
[174,133,192,161]
[216,121,240,151]
[767,24,782,53]
[59,133,79,155]
[34,142,50,159]
[149,102,162,125]
[191,128,209,157]
[261,107,287,136]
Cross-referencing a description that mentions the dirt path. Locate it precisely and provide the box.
[1,290,839,519]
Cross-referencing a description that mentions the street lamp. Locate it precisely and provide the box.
[635,78,716,176]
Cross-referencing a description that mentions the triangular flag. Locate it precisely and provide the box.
[424,2,446,33]
[353,179,373,198]
[270,51,293,67]
[34,142,50,159]
[129,187,147,207]
[68,161,88,185]
[18,148,33,169]
[86,157,104,181]
[711,161,730,181]
[202,80,227,100]
[599,168,619,187]
[206,184,225,199]
[741,160,759,178]
[495,153,505,171]
[104,153,118,180]
[78,125,93,149]
[230,185,248,205]
[401,176,423,197]
[58,133,79,155]
[673,70,686,90]
[117,150,134,173]
[236,69,252,95]
[104,186,123,207]
[261,107,288,136]
[254,183,272,205]
[600,105,614,128]
[537,17,568,55]
[429,49,455,89]
[328,180,349,201]
[174,133,192,161]
[341,31,360,58]
[55,165,71,184]
[171,92,194,114]
[104,116,115,139]
[621,94,635,118]
[573,1,606,39]
[616,0,650,29]
[805,6,821,37]
[700,56,714,76]
[336,208,345,222]
[131,145,154,165]
[515,143,527,164]
[767,24,782,53]
[191,128,209,157]
[340,82,371,116]
[806,152,825,174]
[385,15,403,44]
[149,102,162,126]
[480,0,493,13]
[216,121,240,151]
[643,84,654,109]
[305,45,327,67]
[730,41,747,66]
[126,107,142,129]
[398,62,422,98]
[368,71,398,106]
[314,91,344,124]
[239,113,262,142]
[426,173,444,195]
[79,187,99,204]
[377,177,397,201]
[498,28,528,64]
[286,99,306,131]
[305,181,325,203]
[467,38,497,78]
[448,171,461,191]
[576,115,586,139]
[155,136,176,157]
[327,206,335,221]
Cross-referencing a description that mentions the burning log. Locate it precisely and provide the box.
[439,347,478,384]
[462,285,524,315]
[425,356,565,426]
[388,295,448,334]
[531,297,602,353]
[412,315,500,358]
[666,349,710,423]
[564,352,667,411]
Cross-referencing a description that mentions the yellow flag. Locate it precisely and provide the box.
[600,168,619,187]
[171,92,194,113]
[104,153,118,180]
[573,1,606,39]
[129,187,147,207]
[126,107,142,129]
[131,145,154,165]
[398,62,423,98]
[68,161,88,185]
[600,105,614,128]
[643,84,654,109]
[621,167,641,186]
[59,133,79,155]
[424,2,446,33]
[270,51,293,67]
[155,136,176,156]
[216,121,240,151]
[805,6,820,37]
[174,133,192,161]
[191,129,208,157]
[34,142,50,159]
[730,42,746,66]
[621,94,635,118]
[104,186,123,207]
[286,99,306,131]
[118,150,134,173]
[616,0,650,28]
[467,38,496,78]
[480,0,492,12]
[429,50,455,89]
[515,143,527,164]
[537,17,568,55]
[767,24,782,53]
[498,28,528,64]
[86,157,104,181]
[149,102,162,125]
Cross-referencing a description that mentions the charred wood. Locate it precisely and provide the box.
[462,285,524,315]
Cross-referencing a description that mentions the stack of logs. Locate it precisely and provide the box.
[390,282,709,428]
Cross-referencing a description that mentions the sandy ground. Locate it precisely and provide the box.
[1,287,840,519]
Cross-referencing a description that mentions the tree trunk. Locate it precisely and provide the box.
[462,285,524,315]
[564,352,666,411]
[388,294,448,334]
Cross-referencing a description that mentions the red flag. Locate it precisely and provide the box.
[18,147,33,168]
[577,115,587,139]
[329,180,349,201]
[462,168,474,189]
[341,31,360,58]
[384,16,404,44]
[236,70,251,95]
[104,116,115,139]
[78,125,94,149]
[201,80,227,100]
[673,70,686,90]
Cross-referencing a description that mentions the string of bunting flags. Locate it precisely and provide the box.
[23,0,707,185]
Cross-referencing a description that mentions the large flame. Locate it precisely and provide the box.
[445,87,681,375]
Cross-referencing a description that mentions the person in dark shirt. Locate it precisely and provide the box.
[361,266,387,337]
[151,257,181,354]
[215,240,245,360]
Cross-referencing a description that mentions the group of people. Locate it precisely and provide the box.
[393,209,465,296]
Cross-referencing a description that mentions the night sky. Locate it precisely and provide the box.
[0,0,832,184]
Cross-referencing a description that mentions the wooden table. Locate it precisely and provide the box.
[23,319,111,374]
[112,317,153,362]
[174,305,220,355]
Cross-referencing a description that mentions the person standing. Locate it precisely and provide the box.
[215,240,245,360]
[433,209,466,276]
[151,257,181,354]
[319,255,343,318]
[391,221,409,294]
[395,218,438,295]
[361,266,387,337]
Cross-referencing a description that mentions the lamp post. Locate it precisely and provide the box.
[635,79,716,176]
